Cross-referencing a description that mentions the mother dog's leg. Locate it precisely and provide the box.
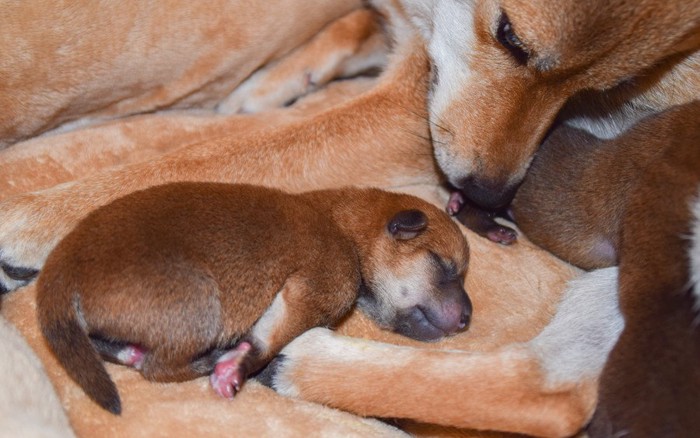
[0,29,434,292]
[217,9,387,114]
[0,0,362,146]
[260,268,622,438]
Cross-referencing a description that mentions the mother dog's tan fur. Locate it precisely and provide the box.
[402,0,700,208]
[0,0,363,147]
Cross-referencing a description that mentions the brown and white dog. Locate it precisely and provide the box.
[397,0,700,209]
[36,183,470,414]
[2,0,699,287]
[0,0,699,436]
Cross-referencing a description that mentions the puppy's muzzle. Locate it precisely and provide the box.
[396,290,472,342]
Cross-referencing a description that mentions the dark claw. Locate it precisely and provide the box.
[254,354,287,389]
[1,263,39,282]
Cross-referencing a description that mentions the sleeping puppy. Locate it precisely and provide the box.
[508,101,700,436]
[36,183,470,416]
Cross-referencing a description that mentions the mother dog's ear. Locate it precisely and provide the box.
[387,209,428,240]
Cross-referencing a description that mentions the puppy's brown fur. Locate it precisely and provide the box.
[512,101,700,436]
[36,183,470,415]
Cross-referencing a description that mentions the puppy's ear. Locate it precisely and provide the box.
[387,209,428,240]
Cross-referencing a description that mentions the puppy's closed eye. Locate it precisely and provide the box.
[496,12,529,65]
[429,251,460,284]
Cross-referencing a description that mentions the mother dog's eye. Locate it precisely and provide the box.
[496,12,529,65]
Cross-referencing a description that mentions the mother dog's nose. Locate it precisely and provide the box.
[458,175,518,210]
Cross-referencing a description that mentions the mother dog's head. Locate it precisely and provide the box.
[393,0,700,208]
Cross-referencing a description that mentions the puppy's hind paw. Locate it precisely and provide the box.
[210,342,252,399]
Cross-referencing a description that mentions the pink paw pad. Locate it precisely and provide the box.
[447,191,465,216]
[210,342,252,399]
[116,345,146,369]
[487,226,517,245]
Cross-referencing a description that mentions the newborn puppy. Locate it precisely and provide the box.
[36,183,471,415]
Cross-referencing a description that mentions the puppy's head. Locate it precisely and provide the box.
[397,0,700,208]
[354,195,471,342]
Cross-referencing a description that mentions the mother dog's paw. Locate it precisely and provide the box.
[0,193,71,293]
[255,327,338,398]
[217,9,385,115]
[0,257,39,294]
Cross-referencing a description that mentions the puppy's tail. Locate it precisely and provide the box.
[36,271,122,415]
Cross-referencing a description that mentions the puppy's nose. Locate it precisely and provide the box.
[458,306,471,330]
[425,292,472,336]
[442,292,472,334]
[394,293,471,342]
[457,175,517,210]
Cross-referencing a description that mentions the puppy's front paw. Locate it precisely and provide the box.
[451,194,518,245]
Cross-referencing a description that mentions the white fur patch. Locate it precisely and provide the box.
[562,104,650,140]
[530,267,624,385]
[250,292,287,355]
[370,0,420,48]
[397,0,478,184]
[271,327,413,398]
[425,1,476,120]
[371,254,435,321]
[689,189,700,311]
[0,317,74,437]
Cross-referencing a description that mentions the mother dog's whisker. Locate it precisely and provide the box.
[401,106,453,135]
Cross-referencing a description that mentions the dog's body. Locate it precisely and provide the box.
[37,182,470,415]
[512,102,700,270]
[0,0,367,148]
[1,0,699,436]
